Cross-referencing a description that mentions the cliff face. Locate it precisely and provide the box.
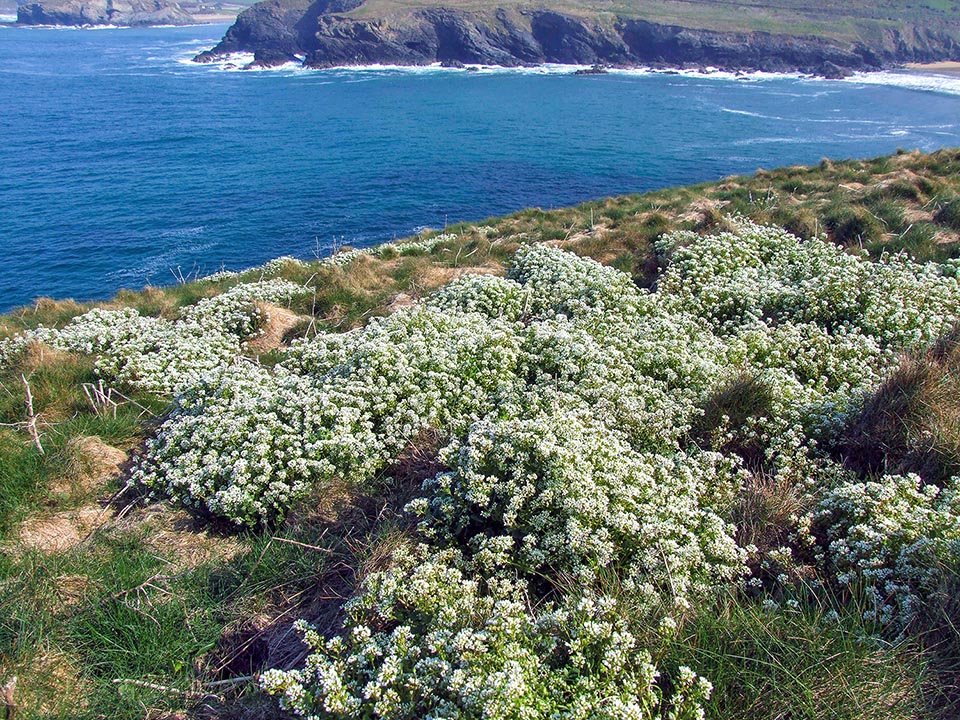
[17,0,194,26]
[194,0,960,75]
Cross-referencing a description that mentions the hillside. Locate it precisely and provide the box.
[1,148,960,718]
[13,0,254,27]
[195,0,960,72]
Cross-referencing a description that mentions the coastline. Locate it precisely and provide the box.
[186,51,960,99]
[904,61,960,76]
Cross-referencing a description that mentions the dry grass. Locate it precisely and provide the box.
[52,435,128,499]
[844,328,960,484]
[18,506,106,555]
[134,507,249,573]
[244,304,305,354]
[1,646,92,718]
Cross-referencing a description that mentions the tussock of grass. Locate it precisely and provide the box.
[660,594,928,720]
[843,328,960,485]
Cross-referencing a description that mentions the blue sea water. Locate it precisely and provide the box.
[2,22,960,311]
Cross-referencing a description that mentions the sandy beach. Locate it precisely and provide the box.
[905,61,960,76]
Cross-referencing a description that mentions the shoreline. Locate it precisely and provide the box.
[904,61,960,76]
[189,52,960,93]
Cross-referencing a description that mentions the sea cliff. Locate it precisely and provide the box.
[194,0,960,75]
[16,0,194,26]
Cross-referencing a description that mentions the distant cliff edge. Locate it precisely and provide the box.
[16,0,194,26]
[192,0,960,76]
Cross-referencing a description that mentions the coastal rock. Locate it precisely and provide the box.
[17,0,194,26]
[193,0,960,75]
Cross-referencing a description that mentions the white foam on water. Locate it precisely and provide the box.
[721,107,779,119]
[621,66,804,81]
[843,70,960,97]
[180,56,823,81]
[169,50,960,100]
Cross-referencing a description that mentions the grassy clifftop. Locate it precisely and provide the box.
[1,148,960,718]
[345,0,960,42]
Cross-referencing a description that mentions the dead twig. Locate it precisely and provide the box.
[99,573,171,607]
[20,374,43,455]
[270,533,333,554]
[82,380,156,419]
[82,380,118,418]
[111,677,218,702]
[205,675,255,689]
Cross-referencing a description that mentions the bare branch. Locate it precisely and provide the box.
[20,374,43,455]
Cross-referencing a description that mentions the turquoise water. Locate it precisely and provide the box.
[2,22,960,310]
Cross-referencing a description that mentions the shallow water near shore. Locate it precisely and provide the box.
[3,22,960,311]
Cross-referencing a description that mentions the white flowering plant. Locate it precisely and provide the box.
[260,544,714,720]
[5,218,960,716]
[810,473,960,624]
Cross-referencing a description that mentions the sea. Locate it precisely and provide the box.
[3,20,960,311]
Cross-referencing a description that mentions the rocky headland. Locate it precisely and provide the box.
[193,0,960,76]
[16,0,195,26]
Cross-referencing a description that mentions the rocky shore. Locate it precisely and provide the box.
[193,0,960,77]
[16,0,194,26]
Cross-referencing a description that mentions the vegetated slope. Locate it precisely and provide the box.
[0,148,959,718]
[15,0,196,27]
[195,0,960,73]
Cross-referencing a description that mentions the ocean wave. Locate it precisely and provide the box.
[177,51,304,72]
[721,107,780,119]
[843,70,960,97]
[165,52,960,95]
[178,55,819,81]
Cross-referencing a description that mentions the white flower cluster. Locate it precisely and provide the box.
[256,256,310,274]
[414,410,745,611]
[130,363,378,525]
[660,219,960,441]
[657,220,960,346]
[0,279,307,395]
[260,544,713,720]
[321,233,459,267]
[181,279,307,337]
[426,274,528,321]
[199,269,240,282]
[136,304,521,525]
[811,473,960,623]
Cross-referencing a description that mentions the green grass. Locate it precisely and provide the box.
[659,592,928,720]
[344,0,960,45]
[843,329,960,485]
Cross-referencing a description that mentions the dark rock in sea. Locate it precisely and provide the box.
[818,61,852,80]
[17,0,193,26]
[573,63,608,75]
[193,0,960,75]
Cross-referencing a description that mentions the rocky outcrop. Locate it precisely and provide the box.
[194,0,960,75]
[17,0,194,26]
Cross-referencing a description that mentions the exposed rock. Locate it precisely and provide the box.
[194,0,960,75]
[17,0,194,26]
[818,61,851,80]
[573,63,608,75]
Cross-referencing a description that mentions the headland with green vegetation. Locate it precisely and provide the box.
[1,147,960,719]
[195,0,960,74]
[13,0,255,27]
